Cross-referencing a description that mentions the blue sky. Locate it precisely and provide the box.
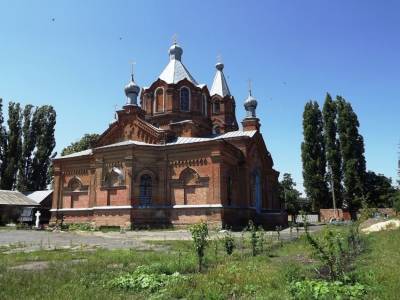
[0,0,399,192]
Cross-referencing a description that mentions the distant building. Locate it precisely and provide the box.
[0,190,39,225]
[50,42,286,229]
[19,190,53,224]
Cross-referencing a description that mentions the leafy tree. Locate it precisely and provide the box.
[393,190,400,215]
[189,222,209,272]
[279,173,301,221]
[301,101,329,211]
[17,105,36,191]
[61,133,100,156]
[1,102,22,190]
[30,105,56,190]
[336,97,366,210]
[364,171,397,207]
[322,93,343,208]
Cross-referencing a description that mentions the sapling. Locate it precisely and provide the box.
[189,222,209,272]
[223,229,235,255]
[248,220,259,256]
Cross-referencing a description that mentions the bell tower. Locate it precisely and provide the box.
[209,60,238,134]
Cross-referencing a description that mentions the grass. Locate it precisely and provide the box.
[0,226,399,299]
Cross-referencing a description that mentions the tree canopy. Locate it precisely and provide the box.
[61,133,100,156]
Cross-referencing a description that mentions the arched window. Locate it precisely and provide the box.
[251,170,262,213]
[213,101,220,114]
[154,88,164,113]
[202,94,208,116]
[180,87,190,111]
[139,174,152,206]
[212,125,220,135]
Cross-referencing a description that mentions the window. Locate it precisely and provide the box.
[139,174,152,206]
[213,101,220,114]
[227,176,233,206]
[180,87,190,111]
[155,88,164,113]
[212,125,220,135]
[202,94,208,116]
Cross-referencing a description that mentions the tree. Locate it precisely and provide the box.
[189,222,209,272]
[0,99,7,182]
[17,105,37,191]
[336,97,366,210]
[364,171,397,208]
[61,133,100,156]
[322,93,343,208]
[1,102,22,190]
[279,173,301,221]
[30,106,56,190]
[301,101,329,211]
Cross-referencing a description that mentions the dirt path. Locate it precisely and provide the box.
[0,225,324,253]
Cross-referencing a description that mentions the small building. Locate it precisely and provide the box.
[19,190,53,224]
[0,190,39,225]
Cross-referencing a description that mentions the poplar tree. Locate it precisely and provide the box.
[322,93,343,208]
[0,99,7,182]
[336,96,366,210]
[301,101,329,211]
[30,105,56,190]
[17,105,37,191]
[1,102,22,189]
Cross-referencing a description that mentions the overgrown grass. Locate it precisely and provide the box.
[0,226,399,299]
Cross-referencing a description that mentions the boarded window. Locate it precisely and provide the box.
[180,87,190,111]
[155,88,164,112]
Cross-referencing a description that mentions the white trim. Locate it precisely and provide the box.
[172,204,223,208]
[179,86,191,112]
[50,208,93,212]
[154,87,165,113]
[94,205,132,210]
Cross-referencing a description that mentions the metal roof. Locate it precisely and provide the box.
[159,58,198,85]
[55,130,257,159]
[24,190,53,204]
[0,190,39,206]
[210,63,231,97]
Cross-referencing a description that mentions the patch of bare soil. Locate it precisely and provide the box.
[9,261,49,271]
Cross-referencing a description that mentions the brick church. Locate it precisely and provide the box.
[50,42,286,229]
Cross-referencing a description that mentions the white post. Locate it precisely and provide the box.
[35,211,41,229]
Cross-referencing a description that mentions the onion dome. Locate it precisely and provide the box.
[169,43,183,61]
[124,74,140,106]
[244,90,258,118]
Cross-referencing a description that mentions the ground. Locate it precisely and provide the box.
[0,224,399,299]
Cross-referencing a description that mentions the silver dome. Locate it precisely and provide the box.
[244,93,258,118]
[124,74,140,106]
[169,43,183,61]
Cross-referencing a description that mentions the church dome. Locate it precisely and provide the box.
[244,93,258,118]
[169,43,183,61]
[124,75,140,96]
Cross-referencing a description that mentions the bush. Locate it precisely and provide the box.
[248,220,259,256]
[189,222,209,272]
[223,230,235,255]
[289,279,366,300]
[64,223,94,231]
[109,265,185,293]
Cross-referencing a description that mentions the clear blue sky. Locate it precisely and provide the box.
[0,0,399,192]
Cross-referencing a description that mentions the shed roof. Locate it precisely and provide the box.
[24,190,53,204]
[0,190,39,206]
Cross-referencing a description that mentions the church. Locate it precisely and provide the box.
[50,42,286,229]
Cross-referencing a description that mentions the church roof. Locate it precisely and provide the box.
[54,130,257,160]
[158,43,198,85]
[210,62,231,97]
[159,58,198,85]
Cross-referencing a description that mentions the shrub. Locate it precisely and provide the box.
[189,222,209,272]
[288,279,366,300]
[109,265,185,293]
[64,223,94,231]
[223,230,235,255]
[248,220,259,256]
